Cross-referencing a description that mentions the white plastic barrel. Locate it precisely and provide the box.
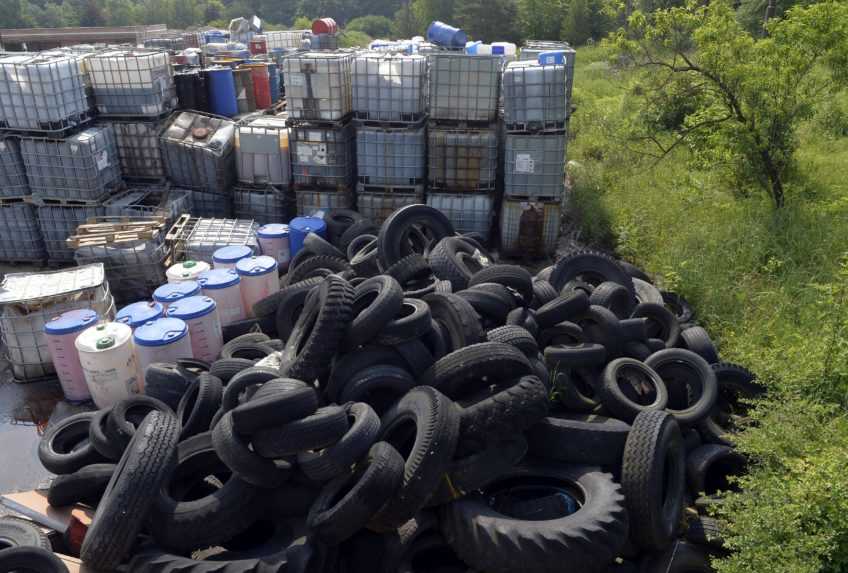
[213,245,254,269]
[197,269,245,326]
[256,223,291,269]
[492,42,517,59]
[167,260,212,283]
[116,300,164,330]
[44,309,99,403]
[236,256,279,318]
[153,280,201,310]
[166,296,223,363]
[75,322,140,409]
[133,317,193,380]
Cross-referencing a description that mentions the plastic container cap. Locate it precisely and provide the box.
[538,50,566,65]
[153,281,201,303]
[257,223,289,238]
[197,269,241,290]
[134,317,189,347]
[213,245,254,265]
[44,309,98,335]
[116,301,164,328]
[290,216,326,235]
[236,255,278,277]
[167,296,217,321]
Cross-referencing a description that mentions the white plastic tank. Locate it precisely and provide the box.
[166,296,223,363]
[492,42,517,59]
[212,245,254,270]
[153,280,200,310]
[236,256,279,318]
[75,322,140,409]
[44,309,99,403]
[115,300,164,330]
[167,260,212,283]
[256,224,290,269]
[197,269,245,326]
[133,317,192,380]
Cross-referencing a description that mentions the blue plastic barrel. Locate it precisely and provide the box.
[206,67,238,118]
[426,21,467,49]
[268,63,280,103]
[289,217,327,257]
[204,30,227,44]
[538,50,566,65]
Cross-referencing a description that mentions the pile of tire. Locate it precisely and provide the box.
[32,205,764,573]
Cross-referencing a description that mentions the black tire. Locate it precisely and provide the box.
[378,204,455,268]
[599,358,669,424]
[645,349,718,426]
[231,379,318,436]
[306,226,349,258]
[376,298,433,345]
[536,291,590,329]
[630,303,681,349]
[590,281,636,319]
[308,442,405,545]
[145,363,193,411]
[538,320,584,348]
[39,412,108,475]
[385,254,433,287]
[427,237,487,291]
[339,365,418,415]
[698,363,764,445]
[326,346,408,403]
[0,516,50,549]
[340,219,380,256]
[506,307,539,338]
[550,249,636,298]
[639,541,714,573]
[423,292,483,352]
[684,428,703,453]
[369,387,460,531]
[274,277,324,341]
[220,366,280,412]
[347,233,377,261]
[576,305,627,358]
[0,547,69,573]
[544,342,608,369]
[80,411,180,570]
[283,276,355,382]
[633,278,664,306]
[527,413,631,466]
[468,265,533,305]
[343,275,404,350]
[126,548,279,573]
[422,342,534,399]
[252,406,350,458]
[149,432,261,552]
[619,260,652,283]
[442,464,628,573]
[48,463,115,507]
[685,516,724,549]
[209,358,255,384]
[623,341,653,361]
[620,317,650,341]
[395,339,436,377]
[218,339,275,361]
[211,411,291,488]
[89,407,122,461]
[621,410,686,551]
[350,237,381,278]
[553,368,603,412]
[486,325,539,356]
[679,326,720,364]
[299,402,381,482]
[178,373,223,440]
[531,279,559,309]
[288,255,351,285]
[457,284,516,323]
[685,444,746,497]
[661,291,696,324]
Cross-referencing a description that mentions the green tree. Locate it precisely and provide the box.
[411,0,454,29]
[293,15,312,28]
[339,28,372,46]
[391,3,420,38]
[454,0,521,42]
[346,15,393,37]
[612,0,848,207]
[104,0,136,25]
[518,0,562,41]
[77,0,105,26]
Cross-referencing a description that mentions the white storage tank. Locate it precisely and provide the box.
[233,184,290,225]
[428,127,498,192]
[166,295,223,363]
[0,203,45,263]
[282,52,353,121]
[87,49,176,117]
[236,255,279,318]
[133,317,193,379]
[161,111,236,195]
[351,53,426,122]
[427,53,500,123]
[236,115,290,186]
[105,118,168,180]
[37,204,106,264]
[289,121,355,189]
[504,133,566,199]
[167,260,212,283]
[427,192,495,241]
[197,268,245,326]
[357,123,426,187]
[356,189,424,225]
[76,321,140,408]
[499,197,561,256]
[44,309,99,403]
[0,136,30,198]
[503,61,567,130]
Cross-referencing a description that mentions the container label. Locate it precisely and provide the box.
[0,141,5,152]
[297,143,327,165]
[289,73,305,86]
[96,150,109,171]
[515,153,535,173]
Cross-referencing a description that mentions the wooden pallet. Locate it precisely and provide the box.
[165,213,194,245]
[66,216,167,248]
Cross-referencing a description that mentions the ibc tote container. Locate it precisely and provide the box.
[289,122,355,189]
[37,203,105,263]
[266,30,309,51]
[428,126,498,192]
[283,52,353,121]
[104,186,190,229]
[233,184,291,224]
[295,188,355,216]
[105,118,167,181]
[160,111,236,195]
[356,123,426,187]
[236,116,290,186]
[427,53,500,123]
[504,133,566,199]
[20,126,121,202]
[352,53,426,122]
[0,53,90,133]
[86,50,176,117]
[356,188,424,225]
[0,202,46,263]
[0,136,30,197]
[520,42,576,113]
[502,61,567,130]
[499,198,561,257]
[427,192,495,241]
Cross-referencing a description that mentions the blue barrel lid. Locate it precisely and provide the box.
[44,309,98,335]
[134,317,189,347]
[198,269,240,290]
[257,223,289,238]
[153,281,200,303]
[167,295,217,321]
[236,255,278,277]
[213,245,254,265]
[538,50,566,65]
[290,216,326,235]
[116,301,164,328]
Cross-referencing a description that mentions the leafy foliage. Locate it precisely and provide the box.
[346,14,393,37]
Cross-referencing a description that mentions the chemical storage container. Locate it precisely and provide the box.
[189,189,233,218]
[213,245,254,269]
[356,188,424,225]
[289,121,355,189]
[283,52,353,121]
[356,123,426,187]
[105,118,167,180]
[499,197,561,256]
[233,184,291,224]
[116,300,165,329]
[288,217,326,256]
[520,42,576,113]
[175,218,259,263]
[0,264,115,382]
[0,53,90,133]
[351,53,426,122]
[161,111,236,194]
[236,255,279,317]
[167,260,212,283]
[104,186,190,229]
[198,269,245,326]
[504,133,566,198]
[0,202,46,263]
[233,68,256,114]
[265,30,309,51]
[21,126,121,202]
[175,69,209,112]
[427,53,500,123]
[76,321,139,407]
[134,317,193,376]
[204,67,236,117]
[304,33,339,51]
[426,21,467,48]
[0,137,30,197]
[74,237,169,305]
[44,308,99,403]
[256,223,290,268]
[166,295,223,363]
[154,280,200,310]
[236,115,290,186]
[502,61,567,130]
[295,188,355,217]
[87,50,176,117]
[428,126,498,192]
[38,204,105,263]
[427,192,494,241]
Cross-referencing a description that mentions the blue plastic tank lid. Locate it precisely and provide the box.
[197,268,240,290]
[44,309,98,335]
[236,255,278,277]
[492,45,505,55]
[166,296,217,321]
[116,301,164,328]
[153,281,200,303]
[133,317,189,347]
[213,245,254,264]
[290,216,326,234]
[257,223,289,238]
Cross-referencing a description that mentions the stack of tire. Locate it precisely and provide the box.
[31,205,762,573]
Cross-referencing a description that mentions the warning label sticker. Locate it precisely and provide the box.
[96,150,110,171]
[297,143,327,166]
[515,153,535,174]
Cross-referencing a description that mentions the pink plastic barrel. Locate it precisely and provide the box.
[44,309,99,403]
[312,18,338,35]
[248,65,272,110]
